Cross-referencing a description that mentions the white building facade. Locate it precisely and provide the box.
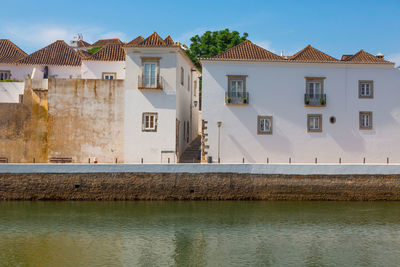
[123,33,201,163]
[201,41,400,164]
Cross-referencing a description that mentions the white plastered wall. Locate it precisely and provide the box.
[81,61,125,79]
[124,48,178,163]
[202,61,400,164]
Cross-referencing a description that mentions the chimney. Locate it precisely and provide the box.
[376,52,384,59]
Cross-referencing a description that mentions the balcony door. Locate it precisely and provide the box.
[230,79,244,99]
[307,81,322,100]
[144,62,157,88]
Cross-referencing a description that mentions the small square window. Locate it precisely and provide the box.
[359,111,372,130]
[257,116,273,135]
[102,72,116,80]
[359,81,373,98]
[142,112,158,132]
[307,114,322,132]
[0,71,11,80]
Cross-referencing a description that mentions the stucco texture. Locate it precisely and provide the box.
[0,79,124,163]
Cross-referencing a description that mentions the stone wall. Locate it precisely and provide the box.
[0,85,48,163]
[47,79,124,163]
[0,79,124,163]
[1,172,400,200]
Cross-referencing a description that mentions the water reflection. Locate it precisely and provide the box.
[0,201,399,266]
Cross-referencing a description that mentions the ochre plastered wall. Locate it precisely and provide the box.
[0,82,48,163]
[0,79,124,163]
[47,79,124,163]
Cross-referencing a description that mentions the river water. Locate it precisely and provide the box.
[0,201,399,267]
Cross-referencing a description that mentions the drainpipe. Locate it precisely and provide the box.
[217,121,222,163]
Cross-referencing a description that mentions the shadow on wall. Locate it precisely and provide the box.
[227,134,256,163]
[139,90,176,110]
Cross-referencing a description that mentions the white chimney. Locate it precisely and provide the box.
[376,52,384,59]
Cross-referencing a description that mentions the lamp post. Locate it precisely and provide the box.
[217,121,222,163]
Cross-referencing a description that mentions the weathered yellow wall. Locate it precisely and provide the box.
[0,79,124,163]
[0,83,48,163]
[47,79,124,163]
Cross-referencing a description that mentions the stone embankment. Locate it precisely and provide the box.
[0,164,400,201]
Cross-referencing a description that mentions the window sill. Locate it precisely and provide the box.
[138,87,163,90]
[304,104,326,107]
[225,102,249,105]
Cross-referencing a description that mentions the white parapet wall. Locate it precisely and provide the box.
[1,163,400,175]
[0,82,24,103]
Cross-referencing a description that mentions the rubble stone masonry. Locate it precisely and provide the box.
[0,172,400,200]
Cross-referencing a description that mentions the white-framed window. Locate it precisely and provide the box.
[359,81,373,98]
[181,67,184,86]
[359,111,372,130]
[142,112,157,132]
[307,114,322,132]
[102,72,116,80]
[306,79,324,99]
[0,71,10,80]
[257,116,273,135]
[144,62,157,87]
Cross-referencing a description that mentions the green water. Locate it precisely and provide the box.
[0,202,400,267]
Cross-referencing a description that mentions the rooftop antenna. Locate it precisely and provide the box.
[73,33,83,41]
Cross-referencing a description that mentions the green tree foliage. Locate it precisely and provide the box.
[87,46,103,55]
[185,29,248,69]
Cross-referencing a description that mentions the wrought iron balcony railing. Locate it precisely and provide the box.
[225,91,249,104]
[304,93,326,106]
[138,74,163,90]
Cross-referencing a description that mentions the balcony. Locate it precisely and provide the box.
[225,92,249,105]
[304,94,326,106]
[138,74,163,90]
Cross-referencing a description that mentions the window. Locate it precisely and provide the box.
[359,111,372,130]
[142,113,158,132]
[359,81,373,98]
[187,75,190,91]
[257,116,273,135]
[194,80,197,96]
[102,72,116,80]
[305,77,325,105]
[0,70,10,80]
[140,57,161,89]
[181,67,184,86]
[144,62,157,87]
[307,114,322,132]
[227,75,247,104]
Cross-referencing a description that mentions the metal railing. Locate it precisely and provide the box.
[225,91,249,104]
[304,93,326,106]
[138,74,163,89]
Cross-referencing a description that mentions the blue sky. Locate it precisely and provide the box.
[1,0,399,65]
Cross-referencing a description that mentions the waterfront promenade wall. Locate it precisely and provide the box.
[1,164,400,201]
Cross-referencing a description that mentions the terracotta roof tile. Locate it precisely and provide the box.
[18,40,82,66]
[127,32,178,47]
[77,40,91,48]
[342,50,392,64]
[126,36,144,46]
[84,44,125,61]
[203,40,283,61]
[164,35,174,45]
[77,49,92,59]
[289,45,338,62]
[92,38,123,47]
[0,39,27,64]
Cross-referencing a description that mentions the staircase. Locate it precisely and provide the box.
[179,136,201,163]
